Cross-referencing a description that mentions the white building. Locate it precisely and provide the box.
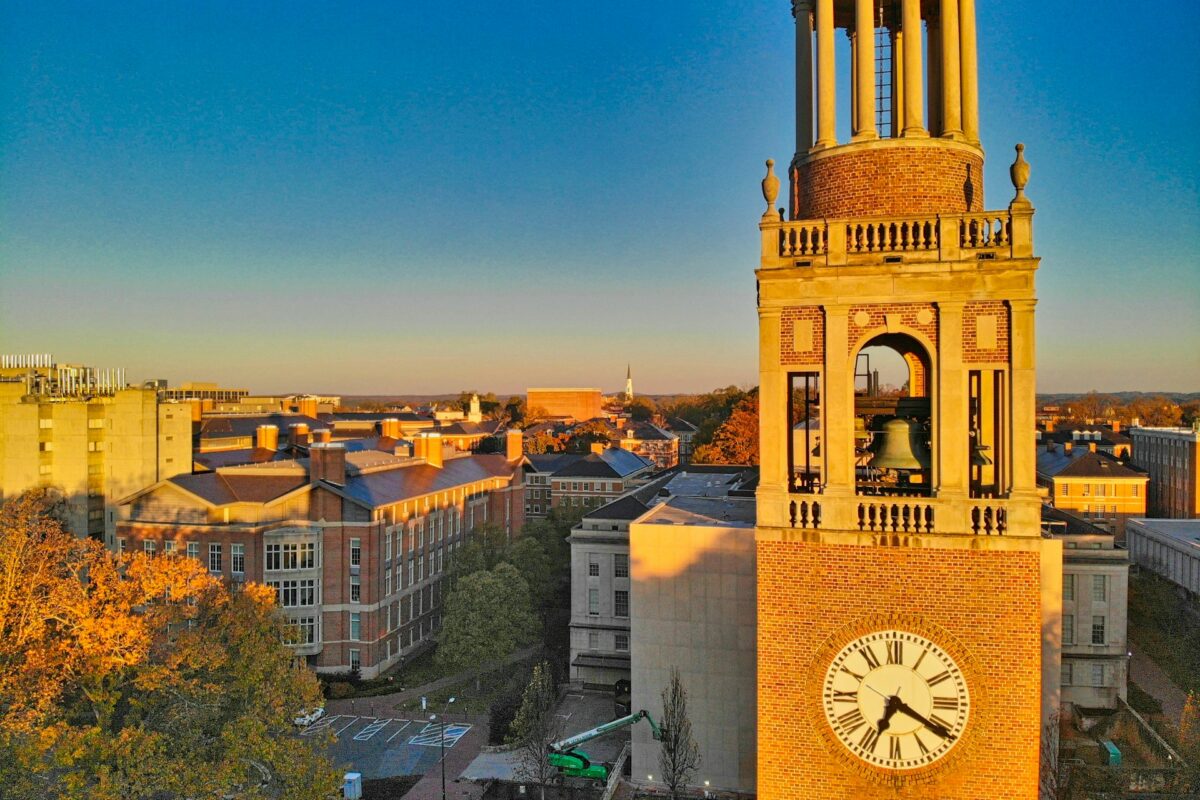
[1126,518,1200,597]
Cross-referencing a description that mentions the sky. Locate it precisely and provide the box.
[1,1,1198,396]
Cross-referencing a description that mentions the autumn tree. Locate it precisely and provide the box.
[692,391,759,465]
[0,490,338,800]
[658,667,701,800]
[626,396,657,422]
[509,661,562,800]
[436,562,539,689]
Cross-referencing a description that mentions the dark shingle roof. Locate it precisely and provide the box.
[199,414,324,440]
[1037,448,1146,480]
[169,471,310,505]
[552,448,653,479]
[194,447,291,470]
[340,454,517,508]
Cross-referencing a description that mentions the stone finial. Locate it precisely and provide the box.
[1009,143,1031,205]
[762,159,780,218]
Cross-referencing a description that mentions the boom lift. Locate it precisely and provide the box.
[548,709,663,782]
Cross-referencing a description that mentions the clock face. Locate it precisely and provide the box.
[822,629,969,770]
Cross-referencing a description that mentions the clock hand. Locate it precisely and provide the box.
[894,699,955,740]
[876,694,902,733]
[861,682,889,700]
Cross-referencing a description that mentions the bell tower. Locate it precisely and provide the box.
[755,2,1060,798]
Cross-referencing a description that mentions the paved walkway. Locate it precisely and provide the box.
[1130,642,1189,724]
[399,714,490,800]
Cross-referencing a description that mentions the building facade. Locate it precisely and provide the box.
[0,362,191,542]
[1037,444,1148,538]
[618,422,679,470]
[526,388,604,422]
[1130,425,1200,518]
[116,436,525,678]
[626,4,1061,798]
[1126,518,1200,596]
[523,447,655,519]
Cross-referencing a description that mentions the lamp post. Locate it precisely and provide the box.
[429,696,456,800]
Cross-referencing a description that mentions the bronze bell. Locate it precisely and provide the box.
[971,442,993,466]
[868,418,931,471]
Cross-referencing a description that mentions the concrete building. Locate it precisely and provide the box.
[1130,425,1200,518]
[1126,518,1200,596]
[158,381,250,404]
[526,388,603,422]
[1037,444,1148,538]
[567,466,755,686]
[116,432,526,678]
[629,3,1059,797]
[1042,506,1129,710]
[0,355,191,542]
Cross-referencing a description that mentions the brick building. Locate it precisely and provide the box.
[1037,444,1148,538]
[523,447,655,519]
[116,433,525,678]
[618,422,679,470]
[1129,425,1200,518]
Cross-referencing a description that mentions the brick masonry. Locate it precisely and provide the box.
[848,304,939,354]
[792,146,985,219]
[781,306,826,366]
[757,539,1043,799]
[962,301,1011,364]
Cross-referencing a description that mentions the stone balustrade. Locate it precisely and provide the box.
[772,494,1019,537]
[762,207,1033,267]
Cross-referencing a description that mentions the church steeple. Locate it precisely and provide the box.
[624,365,634,402]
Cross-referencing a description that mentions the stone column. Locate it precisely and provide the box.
[926,15,942,136]
[848,29,857,134]
[936,302,968,497]
[815,0,836,147]
[757,307,790,527]
[959,0,980,143]
[890,25,904,136]
[1008,300,1038,494]
[794,1,815,153]
[901,0,927,137]
[853,0,877,140]
[939,0,963,138]
[822,306,855,494]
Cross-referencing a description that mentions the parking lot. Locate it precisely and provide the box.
[301,713,474,780]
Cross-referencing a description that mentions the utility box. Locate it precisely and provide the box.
[342,772,363,799]
[1099,740,1121,767]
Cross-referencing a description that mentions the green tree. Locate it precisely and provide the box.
[508,661,562,800]
[658,666,701,800]
[447,522,509,581]
[0,490,338,800]
[436,563,538,688]
[626,396,657,422]
[502,536,556,620]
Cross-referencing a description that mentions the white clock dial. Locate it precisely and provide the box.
[822,629,969,770]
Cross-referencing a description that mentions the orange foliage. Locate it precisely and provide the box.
[692,393,759,466]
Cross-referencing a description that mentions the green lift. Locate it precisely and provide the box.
[547,709,663,782]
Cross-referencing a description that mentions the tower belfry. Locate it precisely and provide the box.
[755,2,1059,798]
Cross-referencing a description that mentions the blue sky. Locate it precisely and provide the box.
[2,1,1197,395]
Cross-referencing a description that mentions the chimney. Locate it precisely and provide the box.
[296,396,318,418]
[1131,417,1140,428]
[1088,442,1097,453]
[412,433,427,460]
[506,429,523,461]
[1064,441,1073,454]
[288,422,310,447]
[380,418,400,439]
[1111,421,1120,433]
[425,432,444,468]
[312,428,332,444]
[256,424,279,450]
[1044,420,1055,433]
[310,442,346,485]
[189,399,204,423]
[591,442,606,456]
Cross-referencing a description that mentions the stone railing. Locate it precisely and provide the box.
[774,495,1021,537]
[856,499,936,534]
[762,208,1033,268]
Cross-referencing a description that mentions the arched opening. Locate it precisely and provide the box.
[854,333,933,497]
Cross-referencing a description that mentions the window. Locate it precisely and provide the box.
[385,532,392,561]
[385,568,392,597]
[588,589,599,616]
[350,613,361,641]
[408,558,415,586]
[1092,575,1107,602]
[208,543,222,573]
[118,538,127,554]
[614,590,629,618]
[418,555,425,582]
[267,579,318,608]
[1060,483,1068,496]
[349,649,360,671]
[144,540,156,555]
[1091,615,1106,645]
[1091,663,1105,687]
[1063,574,1075,602]
[292,616,318,645]
[1132,485,1140,497]
[615,633,629,651]
[1061,663,1073,686]
[187,541,198,560]
[1082,484,1090,497]
[588,632,599,649]
[1063,615,1074,645]
[266,543,281,571]
[164,540,176,555]
[614,554,629,578]
[231,543,244,575]
[350,538,361,568]
[351,575,361,603]
[588,557,600,577]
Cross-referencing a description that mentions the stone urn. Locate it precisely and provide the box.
[761,159,780,218]
[1009,143,1030,203]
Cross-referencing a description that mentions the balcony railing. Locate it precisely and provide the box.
[777,495,1018,536]
[762,208,1033,268]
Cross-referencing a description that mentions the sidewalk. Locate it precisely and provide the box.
[324,646,539,718]
[398,717,489,800]
[1130,642,1188,724]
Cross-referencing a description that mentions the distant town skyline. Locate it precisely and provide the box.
[2,1,1198,394]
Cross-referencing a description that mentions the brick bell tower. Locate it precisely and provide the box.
[755,1,1061,798]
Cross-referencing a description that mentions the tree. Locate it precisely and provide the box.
[508,661,562,800]
[627,396,657,422]
[565,420,615,453]
[0,490,339,800]
[1180,691,1200,794]
[436,563,538,689]
[658,667,701,800]
[692,391,759,465]
[502,536,557,621]
[447,522,509,581]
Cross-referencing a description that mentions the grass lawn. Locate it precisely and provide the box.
[1127,570,1200,694]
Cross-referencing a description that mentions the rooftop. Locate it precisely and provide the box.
[638,496,756,527]
[1036,448,1147,480]
[1128,518,1200,551]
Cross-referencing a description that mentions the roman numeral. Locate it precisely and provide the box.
[932,696,958,710]
[886,639,903,665]
[837,708,866,734]
[930,714,955,737]
[913,649,928,671]
[889,736,902,760]
[859,645,881,670]
[832,690,857,703]
[858,726,880,753]
[913,731,930,756]
[840,665,864,681]
[927,670,951,687]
